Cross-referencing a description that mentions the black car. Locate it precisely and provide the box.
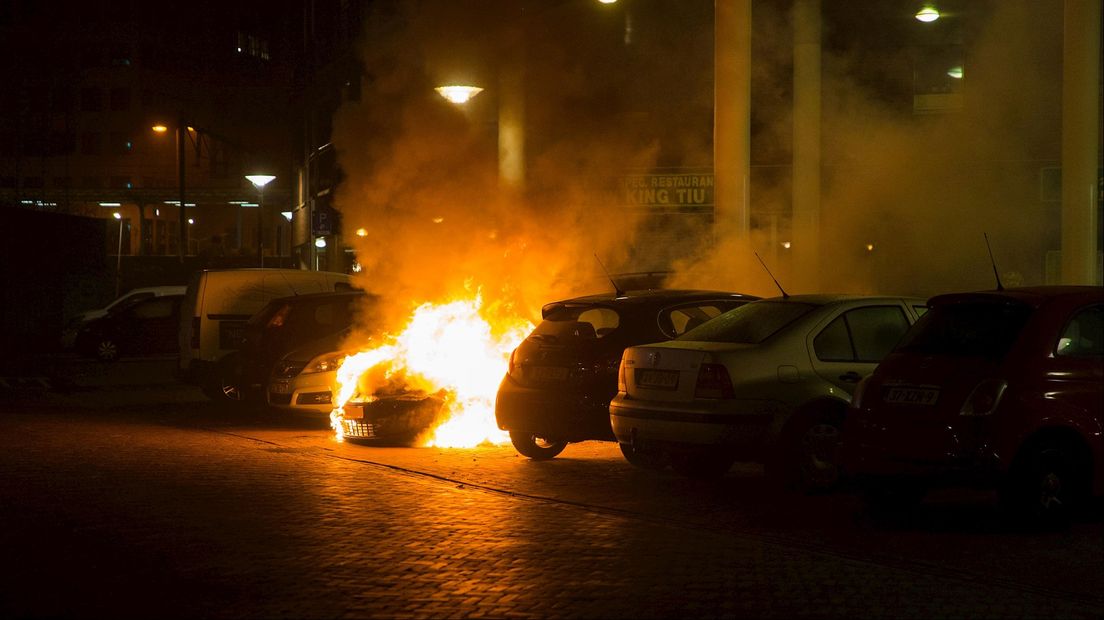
[207,290,376,406]
[75,294,185,361]
[495,289,757,462]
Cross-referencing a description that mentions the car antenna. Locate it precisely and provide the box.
[983,232,1004,291]
[754,252,789,299]
[594,254,625,297]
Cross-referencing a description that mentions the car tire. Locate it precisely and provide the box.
[768,408,845,493]
[1001,436,1088,529]
[509,431,567,460]
[202,356,251,409]
[95,338,119,362]
[619,442,666,471]
[669,450,734,480]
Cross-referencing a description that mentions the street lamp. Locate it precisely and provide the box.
[113,212,124,297]
[246,174,276,267]
[151,117,187,261]
[434,85,483,104]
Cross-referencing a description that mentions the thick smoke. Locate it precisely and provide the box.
[333,0,1071,332]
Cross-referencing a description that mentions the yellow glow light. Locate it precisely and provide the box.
[435,85,483,104]
[915,6,940,22]
[151,125,168,133]
[866,243,875,252]
[355,228,368,237]
[782,241,792,249]
[947,66,964,79]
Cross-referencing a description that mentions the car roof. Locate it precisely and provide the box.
[267,290,375,305]
[542,289,758,316]
[928,285,1103,309]
[552,289,756,305]
[751,293,926,305]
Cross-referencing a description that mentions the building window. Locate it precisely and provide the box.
[80,87,102,112]
[109,87,131,111]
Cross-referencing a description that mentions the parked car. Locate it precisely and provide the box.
[609,294,927,486]
[268,328,359,413]
[842,286,1103,522]
[74,293,185,362]
[61,285,186,349]
[495,289,757,461]
[208,290,376,406]
[178,268,354,401]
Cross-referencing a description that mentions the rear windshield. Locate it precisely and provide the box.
[678,301,816,344]
[896,300,1032,358]
[533,304,621,341]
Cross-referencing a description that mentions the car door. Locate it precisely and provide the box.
[125,296,183,355]
[810,302,914,395]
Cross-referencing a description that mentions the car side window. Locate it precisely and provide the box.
[814,316,853,361]
[130,297,175,320]
[814,306,910,362]
[1056,304,1104,357]
[849,306,911,361]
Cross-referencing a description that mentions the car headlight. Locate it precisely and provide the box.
[302,352,346,375]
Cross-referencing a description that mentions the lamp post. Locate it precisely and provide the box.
[113,212,124,297]
[152,117,187,262]
[246,174,276,267]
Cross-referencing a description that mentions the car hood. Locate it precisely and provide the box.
[283,330,353,363]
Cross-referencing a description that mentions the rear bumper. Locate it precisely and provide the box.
[494,378,615,442]
[609,396,776,458]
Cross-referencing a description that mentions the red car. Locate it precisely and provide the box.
[843,286,1103,522]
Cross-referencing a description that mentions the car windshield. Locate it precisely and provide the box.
[678,301,816,344]
[895,300,1033,359]
[532,304,621,341]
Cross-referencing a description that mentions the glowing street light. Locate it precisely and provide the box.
[435,85,483,104]
[246,174,276,266]
[915,5,940,22]
[947,66,964,79]
[151,124,168,133]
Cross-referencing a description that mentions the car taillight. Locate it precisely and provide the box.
[617,356,627,392]
[507,348,519,379]
[695,363,734,399]
[959,379,1007,416]
[190,316,200,349]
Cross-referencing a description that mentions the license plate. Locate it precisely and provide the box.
[883,386,939,406]
[637,369,679,389]
[530,366,568,381]
[270,380,290,394]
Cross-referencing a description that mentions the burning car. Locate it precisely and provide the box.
[495,289,756,461]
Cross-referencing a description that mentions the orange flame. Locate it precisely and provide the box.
[330,293,532,447]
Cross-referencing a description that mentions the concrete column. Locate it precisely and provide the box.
[1061,0,1102,285]
[498,27,526,192]
[713,0,752,239]
[792,0,821,291]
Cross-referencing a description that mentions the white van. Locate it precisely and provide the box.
[179,268,354,396]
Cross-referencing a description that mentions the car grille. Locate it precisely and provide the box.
[342,419,377,438]
[272,361,307,379]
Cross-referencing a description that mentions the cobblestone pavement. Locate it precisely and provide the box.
[1,394,1102,619]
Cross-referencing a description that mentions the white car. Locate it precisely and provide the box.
[609,294,927,488]
[61,285,186,349]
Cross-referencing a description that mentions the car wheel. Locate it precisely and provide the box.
[1001,437,1087,528]
[202,356,250,407]
[95,338,119,362]
[509,431,567,460]
[769,411,844,493]
[669,450,734,480]
[619,442,666,471]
